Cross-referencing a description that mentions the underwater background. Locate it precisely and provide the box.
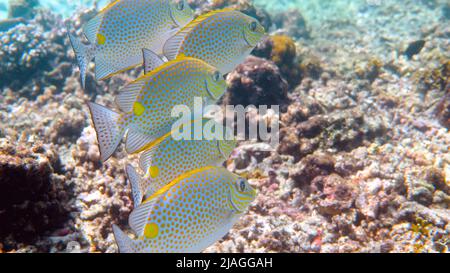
[0,0,448,253]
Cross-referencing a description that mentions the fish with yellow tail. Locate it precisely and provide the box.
[113,166,256,253]
[125,118,237,205]
[143,8,266,76]
[68,0,194,88]
[87,56,227,162]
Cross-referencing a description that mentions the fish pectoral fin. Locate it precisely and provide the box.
[162,28,187,60]
[125,130,156,155]
[115,77,147,113]
[126,165,144,207]
[142,48,166,74]
[112,224,134,253]
[82,12,104,44]
[128,197,158,236]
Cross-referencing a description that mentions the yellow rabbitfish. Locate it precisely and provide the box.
[143,8,266,76]
[68,0,194,88]
[125,118,237,206]
[112,166,256,253]
[87,56,227,162]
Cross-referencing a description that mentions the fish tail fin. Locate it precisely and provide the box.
[126,164,144,207]
[68,31,95,89]
[142,48,166,74]
[112,225,134,253]
[87,102,127,162]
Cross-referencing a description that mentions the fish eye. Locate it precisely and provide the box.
[213,71,221,82]
[238,179,246,192]
[176,1,184,10]
[249,21,257,32]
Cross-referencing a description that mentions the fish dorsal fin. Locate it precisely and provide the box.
[146,166,217,202]
[128,195,158,236]
[95,54,142,81]
[130,55,190,85]
[82,12,105,44]
[125,130,157,155]
[163,8,236,60]
[142,48,166,74]
[163,30,186,60]
[99,0,121,13]
[138,130,174,174]
[184,8,237,30]
[115,77,148,113]
[125,164,144,207]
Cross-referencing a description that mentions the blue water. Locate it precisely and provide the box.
[0,0,382,20]
[0,0,111,19]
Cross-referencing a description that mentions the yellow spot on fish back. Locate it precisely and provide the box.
[133,102,145,116]
[149,166,160,178]
[144,223,159,239]
[97,33,106,45]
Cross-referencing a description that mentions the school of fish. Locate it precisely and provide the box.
[68,0,266,253]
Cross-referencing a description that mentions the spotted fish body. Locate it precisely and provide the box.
[87,56,227,162]
[68,0,194,87]
[125,119,237,205]
[161,8,266,75]
[113,167,256,253]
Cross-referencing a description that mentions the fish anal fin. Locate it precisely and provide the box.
[126,164,144,207]
[112,224,134,253]
[95,53,141,81]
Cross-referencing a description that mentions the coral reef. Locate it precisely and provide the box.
[0,11,70,97]
[8,0,39,19]
[253,34,324,88]
[414,59,450,93]
[436,91,450,129]
[0,139,70,251]
[0,0,449,253]
[223,56,289,109]
[269,35,301,87]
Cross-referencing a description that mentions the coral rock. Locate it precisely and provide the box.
[0,140,70,251]
[290,153,336,190]
[223,56,289,108]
